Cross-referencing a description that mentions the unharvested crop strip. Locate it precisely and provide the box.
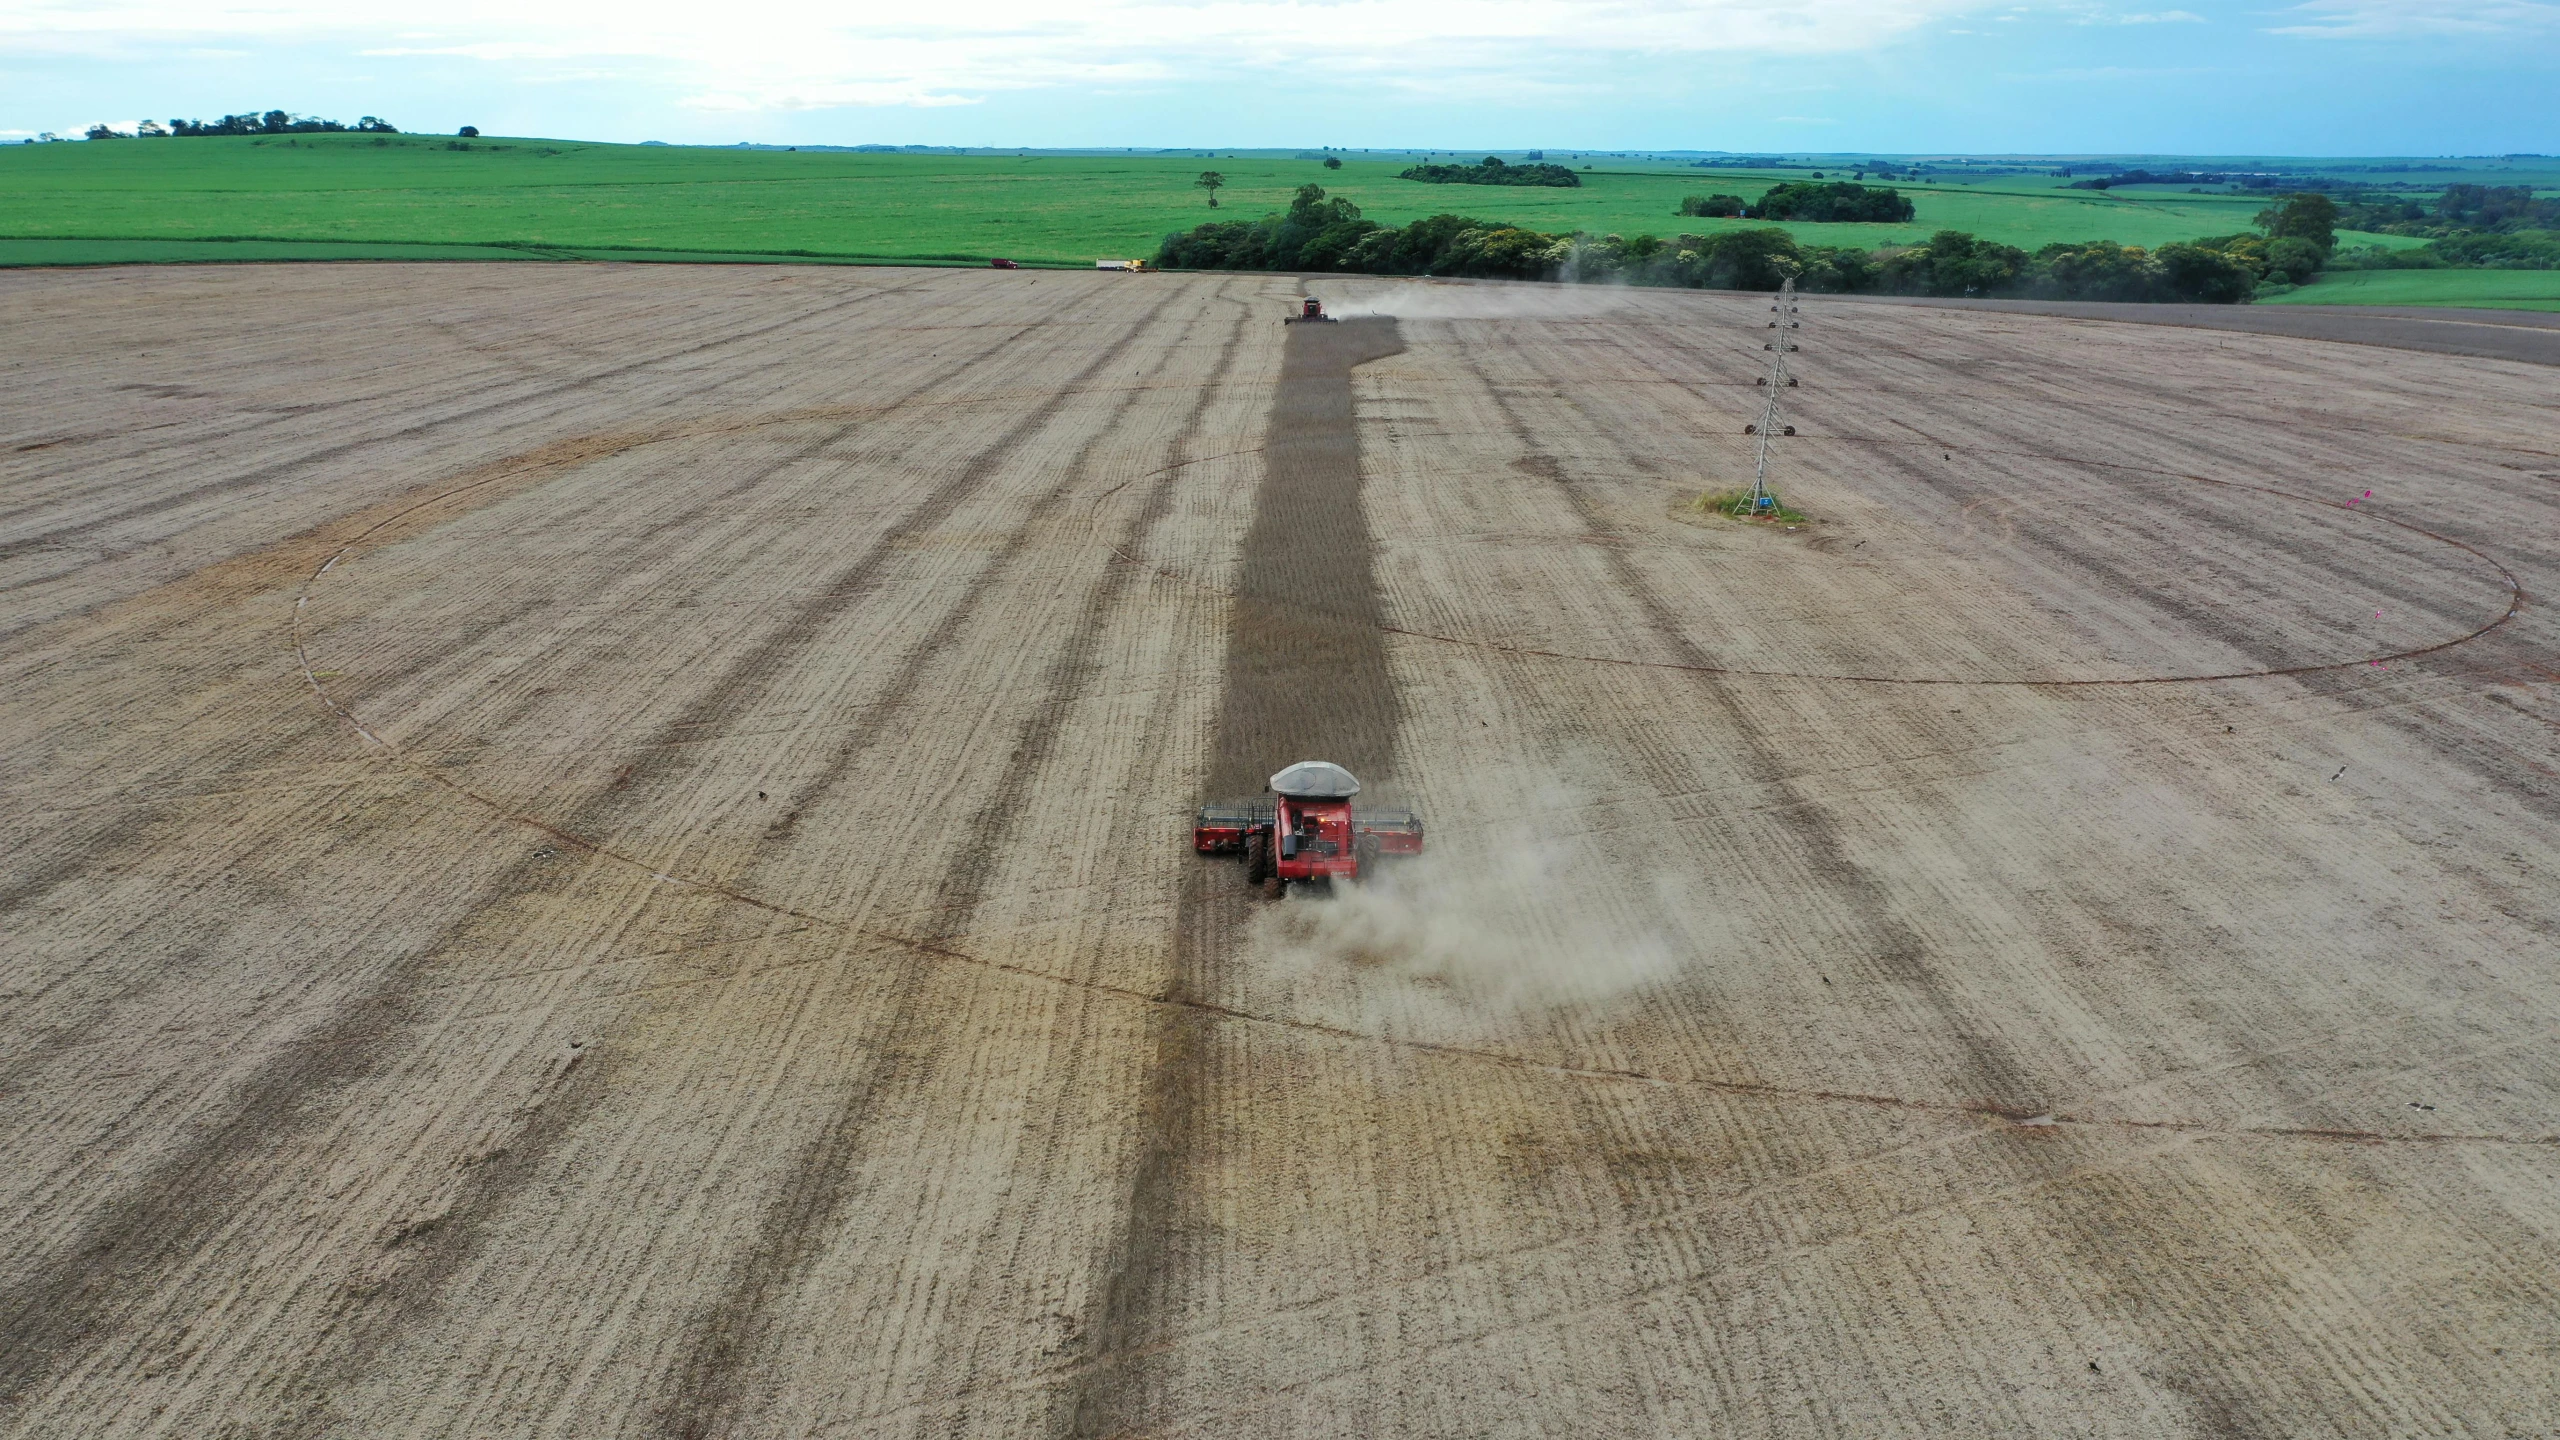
[1060,316,1407,1440]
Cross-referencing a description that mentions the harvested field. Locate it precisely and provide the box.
[3,262,2557,1438]
[1838,292,2560,367]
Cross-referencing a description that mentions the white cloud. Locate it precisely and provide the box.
[2056,1,2206,22]
[2265,0,2560,36]
[0,0,2021,113]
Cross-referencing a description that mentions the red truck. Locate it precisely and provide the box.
[1194,761,1423,893]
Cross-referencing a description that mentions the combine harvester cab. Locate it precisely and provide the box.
[1282,296,1337,324]
[1194,761,1423,894]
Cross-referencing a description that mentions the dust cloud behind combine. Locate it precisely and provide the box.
[1252,797,1687,1040]
[3,262,2557,1439]
[1316,277,1654,322]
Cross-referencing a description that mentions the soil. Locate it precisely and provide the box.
[1839,293,2560,367]
[3,262,2556,1439]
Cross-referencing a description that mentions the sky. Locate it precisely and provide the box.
[2,0,2554,155]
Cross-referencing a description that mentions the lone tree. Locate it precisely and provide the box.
[1195,170,1225,207]
[1323,156,1342,170]
[2256,192,2339,253]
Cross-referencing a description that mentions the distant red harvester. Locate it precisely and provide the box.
[1283,296,1337,324]
[989,258,1020,269]
[1195,761,1422,894]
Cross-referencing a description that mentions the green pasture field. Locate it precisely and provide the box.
[2255,268,2560,311]
[0,136,2534,312]
[0,133,2371,269]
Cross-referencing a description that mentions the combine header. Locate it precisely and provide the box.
[1195,761,1422,893]
[1283,297,1337,324]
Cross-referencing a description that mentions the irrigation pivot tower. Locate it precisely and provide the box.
[1739,278,1801,518]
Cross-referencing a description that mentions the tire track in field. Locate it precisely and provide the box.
[651,287,1250,1439]
[0,375,1022,1085]
[0,284,981,639]
[0,300,1061,1054]
[249,295,1199,1434]
[15,292,2519,1424]
[0,274,934,563]
[1564,303,2529,676]
[1457,332,2043,1112]
[1633,302,2547,1437]
[1831,312,2540,642]
[0,814,535,1410]
[1059,316,1406,1440]
[1590,308,2527,685]
[1446,321,2067,1416]
[257,306,2547,1158]
[1866,408,2498,651]
[0,293,1123,1416]
[1855,391,2559,825]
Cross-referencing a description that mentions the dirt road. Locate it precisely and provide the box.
[3,263,2555,1438]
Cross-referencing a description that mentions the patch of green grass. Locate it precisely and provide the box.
[2256,268,2560,311]
[1693,487,1808,524]
[0,135,2346,270]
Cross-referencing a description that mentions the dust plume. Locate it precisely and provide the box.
[1243,796,1688,1043]
[1315,278,1652,322]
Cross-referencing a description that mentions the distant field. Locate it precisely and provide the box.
[0,237,899,268]
[2258,268,2560,312]
[1,134,2347,269]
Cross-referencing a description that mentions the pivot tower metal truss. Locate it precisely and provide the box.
[1739,277,1801,518]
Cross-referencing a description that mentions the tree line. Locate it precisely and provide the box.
[1397,156,1581,188]
[2066,169,2224,190]
[2326,183,2559,273]
[80,111,400,139]
[1158,185,1563,277]
[1155,184,2352,303]
[1600,228,2259,302]
[1679,181,1915,223]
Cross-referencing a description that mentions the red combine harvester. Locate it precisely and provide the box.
[1195,761,1423,893]
[1283,297,1337,324]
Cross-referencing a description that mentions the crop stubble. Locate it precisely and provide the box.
[2,264,2557,1438]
